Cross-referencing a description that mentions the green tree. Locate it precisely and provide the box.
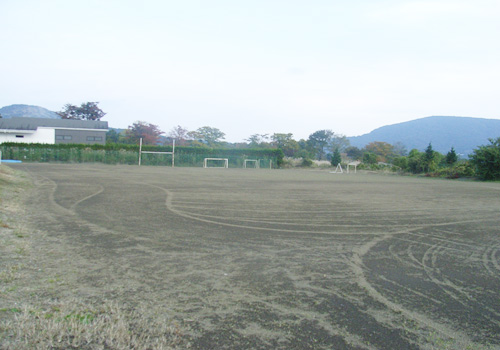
[407,149,425,173]
[246,134,270,148]
[362,152,377,165]
[188,126,225,147]
[106,129,121,143]
[424,143,439,172]
[345,146,363,160]
[470,137,500,180]
[330,148,342,166]
[271,133,299,157]
[329,133,350,153]
[308,129,333,160]
[445,147,458,165]
[57,102,106,120]
[364,141,396,163]
[124,121,163,145]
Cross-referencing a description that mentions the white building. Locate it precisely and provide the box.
[0,117,108,145]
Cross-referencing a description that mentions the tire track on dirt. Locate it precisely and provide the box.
[148,184,385,236]
[350,233,476,346]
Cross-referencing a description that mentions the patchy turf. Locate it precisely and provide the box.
[1,163,500,349]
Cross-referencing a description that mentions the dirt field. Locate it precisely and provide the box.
[1,163,500,349]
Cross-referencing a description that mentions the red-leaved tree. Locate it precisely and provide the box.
[124,121,163,145]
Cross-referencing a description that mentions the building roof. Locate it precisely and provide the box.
[0,117,108,130]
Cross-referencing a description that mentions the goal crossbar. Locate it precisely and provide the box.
[139,138,175,167]
[243,159,260,169]
[204,158,229,168]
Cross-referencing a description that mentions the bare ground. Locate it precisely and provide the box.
[1,163,500,349]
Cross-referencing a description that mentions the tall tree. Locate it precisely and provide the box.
[345,146,363,160]
[308,129,333,160]
[188,126,225,147]
[470,137,500,180]
[271,133,299,157]
[445,147,458,165]
[124,121,163,145]
[329,133,350,153]
[364,141,396,163]
[57,102,106,120]
[424,143,438,172]
[168,125,190,145]
[246,134,270,148]
[106,129,121,143]
[331,148,342,166]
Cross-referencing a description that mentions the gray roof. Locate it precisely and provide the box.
[0,117,108,130]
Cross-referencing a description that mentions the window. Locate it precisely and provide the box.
[86,136,103,141]
[15,135,24,138]
[57,135,72,140]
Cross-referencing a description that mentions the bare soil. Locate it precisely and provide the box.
[1,163,500,349]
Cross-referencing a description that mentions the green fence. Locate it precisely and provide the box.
[0,143,282,168]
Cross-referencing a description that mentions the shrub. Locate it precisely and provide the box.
[470,138,500,180]
[301,158,313,167]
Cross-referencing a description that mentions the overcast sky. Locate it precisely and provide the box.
[1,0,499,142]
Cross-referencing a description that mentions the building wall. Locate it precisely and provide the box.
[0,128,55,144]
[54,129,106,145]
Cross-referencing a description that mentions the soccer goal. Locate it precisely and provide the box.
[204,158,229,168]
[243,159,260,169]
[138,138,175,167]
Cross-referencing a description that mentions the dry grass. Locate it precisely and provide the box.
[1,300,186,350]
[0,166,188,349]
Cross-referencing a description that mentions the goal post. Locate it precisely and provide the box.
[138,138,175,167]
[204,158,229,168]
[330,163,344,174]
[243,159,260,169]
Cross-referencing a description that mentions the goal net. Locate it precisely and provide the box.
[204,158,229,168]
[243,159,260,169]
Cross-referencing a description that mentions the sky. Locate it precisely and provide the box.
[1,0,499,142]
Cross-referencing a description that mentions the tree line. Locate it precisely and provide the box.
[58,102,500,180]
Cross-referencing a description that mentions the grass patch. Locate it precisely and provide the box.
[1,300,186,349]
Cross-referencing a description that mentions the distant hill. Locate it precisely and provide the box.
[348,116,500,156]
[0,104,60,119]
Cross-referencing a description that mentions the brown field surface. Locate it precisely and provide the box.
[1,163,500,349]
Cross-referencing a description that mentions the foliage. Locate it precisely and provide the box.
[106,129,121,143]
[124,121,163,145]
[167,125,190,145]
[362,152,377,165]
[301,158,313,167]
[187,126,225,147]
[345,146,363,160]
[330,148,342,166]
[246,134,271,148]
[432,161,475,179]
[57,102,106,120]
[470,137,500,180]
[271,133,299,157]
[308,129,333,160]
[445,147,458,165]
[0,143,282,168]
[329,134,350,153]
[393,141,408,156]
[364,141,397,163]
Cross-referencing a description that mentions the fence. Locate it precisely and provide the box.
[0,144,281,168]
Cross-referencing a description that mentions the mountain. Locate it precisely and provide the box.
[348,116,500,156]
[0,104,60,119]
